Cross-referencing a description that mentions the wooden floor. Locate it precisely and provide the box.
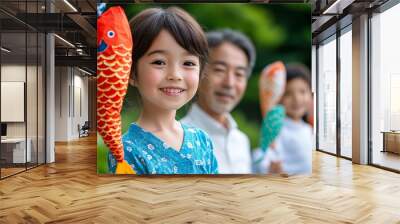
[1,163,44,178]
[0,135,400,223]
[373,150,400,171]
[1,167,26,178]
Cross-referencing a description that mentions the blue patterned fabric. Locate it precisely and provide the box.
[254,105,285,165]
[108,122,219,175]
[260,105,285,152]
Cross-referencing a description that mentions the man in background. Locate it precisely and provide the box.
[182,29,256,174]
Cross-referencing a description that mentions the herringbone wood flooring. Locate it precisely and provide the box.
[1,135,400,223]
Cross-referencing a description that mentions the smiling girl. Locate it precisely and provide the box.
[108,7,218,174]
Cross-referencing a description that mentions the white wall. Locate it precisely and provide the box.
[1,64,46,164]
[54,66,69,141]
[1,82,25,122]
[1,65,34,138]
[75,70,89,139]
[1,65,25,130]
[54,67,89,141]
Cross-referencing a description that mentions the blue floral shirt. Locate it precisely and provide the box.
[108,122,218,175]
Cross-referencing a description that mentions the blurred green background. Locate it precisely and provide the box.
[98,3,311,173]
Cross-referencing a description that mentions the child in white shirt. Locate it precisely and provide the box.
[254,63,313,175]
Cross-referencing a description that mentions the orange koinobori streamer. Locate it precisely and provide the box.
[97,6,135,174]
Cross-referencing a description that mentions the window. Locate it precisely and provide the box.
[317,35,337,154]
[370,3,400,171]
[0,0,47,179]
[339,27,352,158]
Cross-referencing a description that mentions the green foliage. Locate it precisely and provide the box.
[231,110,260,149]
[97,133,109,174]
[184,4,285,48]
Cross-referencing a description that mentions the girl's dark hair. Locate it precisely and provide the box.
[129,7,208,80]
[286,63,311,88]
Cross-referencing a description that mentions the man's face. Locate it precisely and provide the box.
[198,42,248,114]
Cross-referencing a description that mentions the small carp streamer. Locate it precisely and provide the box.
[97,6,135,174]
[259,61,286,118]
[255,62,287,164]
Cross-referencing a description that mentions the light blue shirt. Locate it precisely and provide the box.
[108,122,218,175]
[253,117,313,175]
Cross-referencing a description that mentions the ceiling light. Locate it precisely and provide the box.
[63,0,78,12]
[322,0,354,15]
[54,34,75,48]
[1,47,11,53]
[78,67,93,76]
[323,0,342,14]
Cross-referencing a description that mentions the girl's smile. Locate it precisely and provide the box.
[159,87,186,96]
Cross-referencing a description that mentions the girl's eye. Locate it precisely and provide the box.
[151,60,166,66]
[107,30,115,38]
[184,61,196,66]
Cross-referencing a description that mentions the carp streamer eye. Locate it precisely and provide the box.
[107,30,115,38]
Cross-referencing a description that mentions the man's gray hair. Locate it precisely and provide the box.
[206,29,256,77]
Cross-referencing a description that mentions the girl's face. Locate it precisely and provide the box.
[281,78,312,121]
[132,29,200,111]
